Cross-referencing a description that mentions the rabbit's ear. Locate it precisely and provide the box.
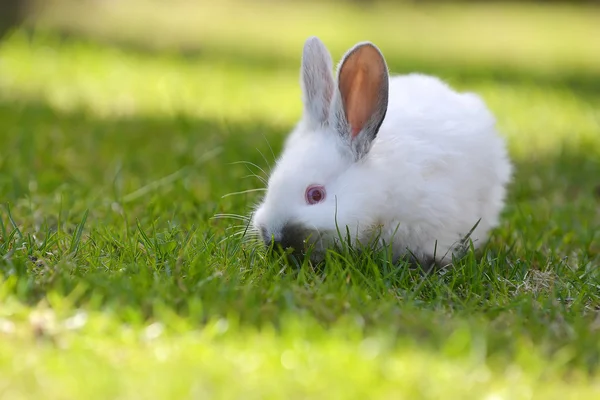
[301,36,335,127]
[331,42,389,160]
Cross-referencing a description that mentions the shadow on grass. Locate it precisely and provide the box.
[0,96,598,293]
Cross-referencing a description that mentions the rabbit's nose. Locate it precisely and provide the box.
[261,227,284,249]
[275,224,307,253]
[260,226,270,244]
[262,224,308,255]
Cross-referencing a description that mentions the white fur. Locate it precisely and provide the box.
[251,37,512,266]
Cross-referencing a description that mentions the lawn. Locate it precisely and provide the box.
[0,0,600,398]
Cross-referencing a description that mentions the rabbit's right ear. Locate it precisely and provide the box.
[300,36,335,127]
[330,42,389,161]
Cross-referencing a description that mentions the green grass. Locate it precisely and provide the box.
[1,0,600,398]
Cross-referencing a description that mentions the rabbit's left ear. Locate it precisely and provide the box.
[330,42,389,160]
[300,36,335,128]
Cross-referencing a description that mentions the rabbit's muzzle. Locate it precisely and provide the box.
[261,223,317,257]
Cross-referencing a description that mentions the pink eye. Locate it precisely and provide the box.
[305,185,326,205]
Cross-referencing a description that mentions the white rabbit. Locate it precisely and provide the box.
[251,36,512,268]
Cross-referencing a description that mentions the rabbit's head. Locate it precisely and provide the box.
[251,37,389,259]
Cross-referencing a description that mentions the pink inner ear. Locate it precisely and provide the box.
[339,46,385,138]
[349,70,366,137]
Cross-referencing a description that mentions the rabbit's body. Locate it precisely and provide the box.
[251,38,512,267]
[342,74,511,263]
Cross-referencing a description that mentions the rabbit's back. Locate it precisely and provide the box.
[383,73,496,142]
[365,73,512,264]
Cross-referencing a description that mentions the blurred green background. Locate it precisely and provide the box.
[0,0,599,399]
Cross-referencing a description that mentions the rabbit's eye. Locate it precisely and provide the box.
[305,185,326,205]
